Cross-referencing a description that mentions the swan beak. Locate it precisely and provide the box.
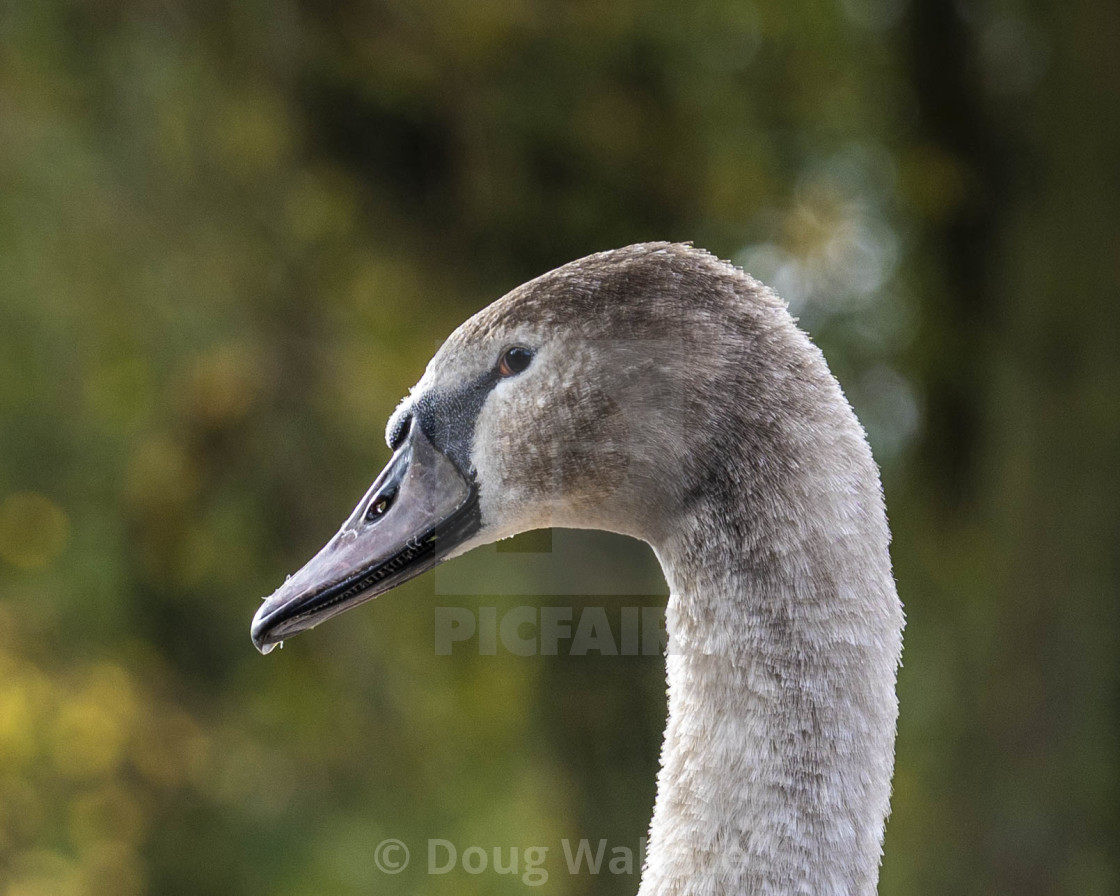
[251,421,480,654]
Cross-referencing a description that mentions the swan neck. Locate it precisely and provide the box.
[639,456,902,896]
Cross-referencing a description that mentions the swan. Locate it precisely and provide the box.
[251,243,904,895]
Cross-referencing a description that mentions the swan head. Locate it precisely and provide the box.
[251,242,795,653]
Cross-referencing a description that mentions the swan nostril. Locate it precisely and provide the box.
[366,486,397,522]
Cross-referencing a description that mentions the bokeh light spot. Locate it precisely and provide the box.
[80,840,145,896]
[68,784,145,849]
[50,666,138,781]
[0,493,70,571]
[186,345,264,428]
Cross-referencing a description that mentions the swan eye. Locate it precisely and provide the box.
[365,487,397,522]
[498,346,534,378]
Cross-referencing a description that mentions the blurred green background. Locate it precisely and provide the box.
[1,1,1117,894]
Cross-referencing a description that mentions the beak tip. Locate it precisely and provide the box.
[251,606,279,655]
[252,628,281,655]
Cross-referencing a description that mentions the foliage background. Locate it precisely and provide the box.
[1,1,1117,894]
